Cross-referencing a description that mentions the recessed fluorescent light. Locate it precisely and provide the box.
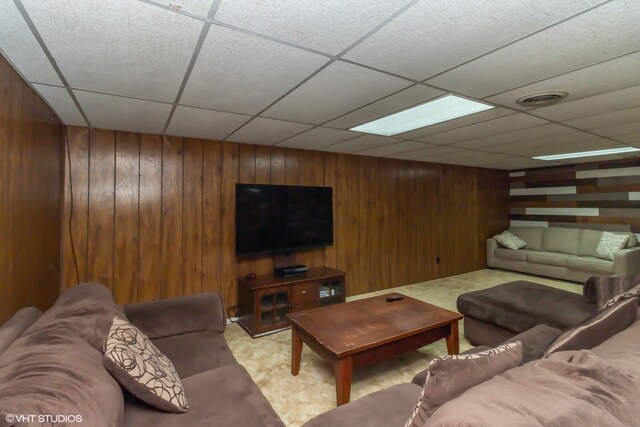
[533,147,640,161]
[350,94,494,136]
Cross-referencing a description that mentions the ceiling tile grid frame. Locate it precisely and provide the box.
[32,84,86,126]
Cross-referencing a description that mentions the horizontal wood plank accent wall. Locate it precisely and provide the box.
[510,157,640,234]
[62,125,509,310]
[0,56,63,322]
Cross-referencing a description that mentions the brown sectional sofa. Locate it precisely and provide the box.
[487,226,640,282]
[0,283,285,427]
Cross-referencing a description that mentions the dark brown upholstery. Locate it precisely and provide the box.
[463,317,516,347]
[124,292,226,340]
[152,331,237,378]
[502,324,560,363]
[457,281,595,337]
[301,383,422,427]
[584,274,640,309]
[123,363,285,427]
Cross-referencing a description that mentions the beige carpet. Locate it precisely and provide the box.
[224,269,580,427]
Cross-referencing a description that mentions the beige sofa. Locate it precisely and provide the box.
[487,227,640,282]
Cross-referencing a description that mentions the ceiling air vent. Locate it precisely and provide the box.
[516,91,569,107]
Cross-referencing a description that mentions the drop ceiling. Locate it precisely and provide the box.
[1,0,639,170]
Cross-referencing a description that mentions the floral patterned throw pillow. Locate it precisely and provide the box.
[103,316,189,413]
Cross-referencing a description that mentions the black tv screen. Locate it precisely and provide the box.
[235,184,333,255]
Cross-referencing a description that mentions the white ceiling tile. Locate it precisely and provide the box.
[32,84,86,125]
[262,61,412,124]
[226,117,313,145]
[483,158,551,170]
[324,85,444,129]
[345,0,604,80]
[563,106,640,130]
[613,134,640,145]
[150,0,215,16]
[485,132,600,155]
[592,122,640,137]
[321,135,400,154]
[419,114,549,145]
[74,91,171,134]
[0,2,61,85]
[394,108,514,140]
[427,0,640,98]
[181,25,328,115]
[388,146,464,160]
[22,0,203,102]
[276,127,360,150]
[166,106,251,140]
[452,124,575,149]
[356,141,434,157]
[215,0,410,55]
[486,52,640,110]
[529,84,640,121]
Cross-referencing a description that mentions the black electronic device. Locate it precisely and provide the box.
[235,183,333,255]
[386,295,404,302]
[274,264,310,278]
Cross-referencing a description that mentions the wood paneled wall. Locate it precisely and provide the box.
[62,125,509,309]
[510,157,640,234]
[0,56,63,322]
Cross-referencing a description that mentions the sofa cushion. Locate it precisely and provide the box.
[602,284,640,309]
[104,317,189,413]
[596,231,629,260]
[411,346,491,387]
[405,342,522,427]
[423,350,640,427]
[543,297,638,357]
[24,282,126,351]
[526,252,569,267]
[123,363,285,427]
[508,226,544,251]
[542,227,581,255]
[457,281,596,333]
[566,256,614,274]
[493,248,530,262]
[492,230,526,250]
[579,229,603,257]
[0,307,41,356]
[0,332,124,426]
[503,324,561,364]
[302,383,421,427]
[152,331,237,379]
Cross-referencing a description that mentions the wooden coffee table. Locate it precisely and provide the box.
[286,292,463,406]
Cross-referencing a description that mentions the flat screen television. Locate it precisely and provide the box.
[235,183,333,255]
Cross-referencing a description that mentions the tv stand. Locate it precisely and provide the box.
[237,267,346,338]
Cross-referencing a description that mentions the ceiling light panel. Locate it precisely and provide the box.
[350,95,493,136]
[21,0,203,103]
[214,0,410,55]
[325,85,444,130]
[181,25,328,115]
[418,114,548,145]
[534,146,638,160]
[563,106,640,130]
[166,106,252,140]
[32,84,86,125]
[394,108,513,140]
[427,0,640,98]
[276,127,361,150]
[321,134,399,154]
[529,84,640,122]
[262,61,412,124]
[226,117,313,145]
[73,91,172,134]
[356,141,434,157]
[486,52,640,110]
[0,1,61,85]
[344,0,605,81]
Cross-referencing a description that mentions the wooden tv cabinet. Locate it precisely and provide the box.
[237,267,346,338]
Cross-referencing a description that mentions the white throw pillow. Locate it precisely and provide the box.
[493,230,527,250]
[596,231,628,260]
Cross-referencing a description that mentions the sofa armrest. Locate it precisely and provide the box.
[614,248,640,276]
[123,292,226,339]
[486,238,498,266]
